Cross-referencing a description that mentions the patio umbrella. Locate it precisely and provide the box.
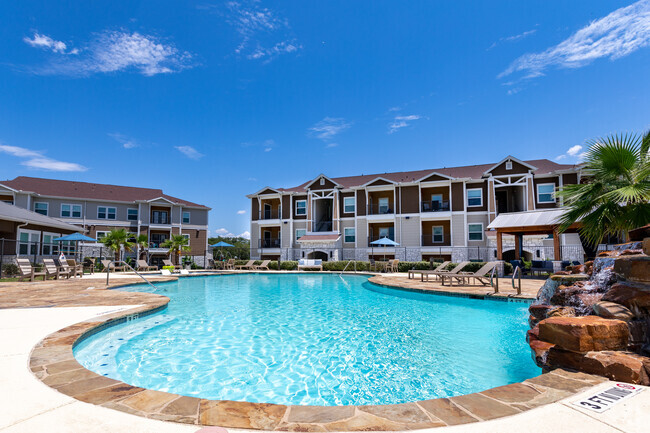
[370,237,400,261]
[53,233,97,262]
[209,241,234,260]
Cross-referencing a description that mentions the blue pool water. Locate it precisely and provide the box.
[74,274,540,406]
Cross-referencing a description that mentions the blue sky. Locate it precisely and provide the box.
[1,1,649,238]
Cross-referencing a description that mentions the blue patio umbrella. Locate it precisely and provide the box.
[210,241,234,260]
[53,233,97,261]
[370,237,400,261]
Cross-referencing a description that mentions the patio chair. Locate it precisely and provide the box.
[101,259,126,272]
[235,260,255,270]
[368,259,377,272]
[422,261,469,282]
[162,259,181,270]
[298,259,323,271]
[254,260,271,271]
[442,261,498,286]
[136,260,157,272]
[83,257,96,274]
[15,258,47,282]
[385,259,399,273]
[42,258,70,279]
[408,261,450,280]
[64,259,84,277]
[224,258,235,270]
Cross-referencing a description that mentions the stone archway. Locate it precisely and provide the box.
[502,249,533,262]
[307,251,329,262]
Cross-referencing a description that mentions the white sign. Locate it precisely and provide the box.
[573,382,644,413]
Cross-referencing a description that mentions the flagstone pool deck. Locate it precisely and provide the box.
[0,273,647,432]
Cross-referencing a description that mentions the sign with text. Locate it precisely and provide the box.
[573,382,644,413]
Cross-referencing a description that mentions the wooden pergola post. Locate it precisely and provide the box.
[553,228,561,261]
[514,234,521,260]
[496,231,503,260]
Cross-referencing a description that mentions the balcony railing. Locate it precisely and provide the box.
[367,234,395,247]
[151,215,170,224]
[421,234,448,246]
[420,201,450,212]
[259,238,281,248]
[367,204,394,215]
[261,209,281,220]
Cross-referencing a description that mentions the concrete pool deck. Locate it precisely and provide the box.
[0,274,648,432]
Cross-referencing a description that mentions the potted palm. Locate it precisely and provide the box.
[162,234,191,269]
[100,229,135,264]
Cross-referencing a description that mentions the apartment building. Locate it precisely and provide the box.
[248,156,582,262]
[0,176,210,265]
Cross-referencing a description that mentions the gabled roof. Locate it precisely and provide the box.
[483,156,537,176]
[0,201,83,232]
[0,177,209,209]
[415,171,456,182]
[361,176,397,187]
[303,174,342,189]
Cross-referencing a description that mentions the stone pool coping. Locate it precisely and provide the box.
[26,274,608,431]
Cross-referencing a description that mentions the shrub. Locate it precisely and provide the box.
[396,261,431,272]
[162,266,175,272]
[2,263,19,276]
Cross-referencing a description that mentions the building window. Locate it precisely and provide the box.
[320,178,325,186]
[506,161,513,170]
[42,233,60,256]
[432,226,444,243]
[182,233,190,247]
[18,230,40,255]
[379,227,390,239]
[344,227,355,243]
[127,208,138,221]
[295,229,306,241]
[182,211,190,223]
[98,206,116,220]
[151,210,169,224]
[343,197,355,213]
[537,183,556,203]
[295,200,307,216]
[378,197,389,214]
[96,231,109,241]
[61,204,82,218]
[468,223,484,241]
[34,202,48,216]
[467,188,483,207]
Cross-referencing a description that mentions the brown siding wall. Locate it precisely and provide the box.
[420,174,448,182]
[533,177,559,209]
[281,195,291,219]
[182,229,207,255]
[562,173,578,185]
[451,183,464,211]
[421,220,451,246]
[466,182,487,212]
[339,192,355,215]
[293,195,307,220]
[251,199,259,221]
[400,186,419,214]
[490,160,530,176]
[356,192,366,216]
[309,178,337,190]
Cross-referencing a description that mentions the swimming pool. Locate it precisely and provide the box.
[74,274,539,406]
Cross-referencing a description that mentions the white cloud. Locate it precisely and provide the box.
[25,30,194,76]
[238,231,251,239]
[108,132,138,149]
[0,144,87,172]
[214,228,235,237]
[23,33,73,54]
[175,145,204,159]
[247,177,257,181]
[488,29,537,49]
[325,142,339,148]
[500,1,650,79]
[309,117,352,141]
[224,1,301,61]
[237,210,246,214]
[567,144,583,156]
[264,147,272,152]
[388,114,422,134]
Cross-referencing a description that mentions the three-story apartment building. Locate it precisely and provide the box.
[248,156,582,262]
[0,176,210,266]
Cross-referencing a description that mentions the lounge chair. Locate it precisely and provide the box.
[298,259,323,271]
[59,259,83,277]
[162,259,181,270]
[101,259,125,272]
[43,258,70,279]
[66,259,84,277]
[389,259,399,273]
[235,260,255,270]
[254,260,271,271]
[83,257,96,274]
[224,258,235,270]
[408,261,450,279]
[421,261,469,282]
[441,261,498,286]
[15,258,48,282]
[136,260,157,272]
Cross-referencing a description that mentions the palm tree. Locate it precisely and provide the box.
[558,131,650,246]
[162,234,191,265]
[135,234,149,260]
[101,229,135,262]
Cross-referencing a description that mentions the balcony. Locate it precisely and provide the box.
[313,220,333,232]
[151,214,170,224]
[367,204,394,215]
[420,201,450,213]
[259,238,281,248]
[261,209,281,220]
[421,234,448,246]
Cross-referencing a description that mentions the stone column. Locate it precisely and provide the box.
[552,261,563,273]
[495,260,505,277]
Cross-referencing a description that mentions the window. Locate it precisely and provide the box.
[61,204,82,218]
[182,211,190,224]
[467,188,483,207]
[432,226,444,243]
[468,223,484,241]
[98,206,116,220]
[96,231,109,241]
[151,210,169,224]
[343,197,355,213]
[344,227,355,243]
[431,194,443,205]
[182,233,190,247]
[295,200,307,216]
[379,227,390,239]
[127,208,138,221]
[378,197,389,214]
[537,183,556,203]
[506,161,513,170]
[295,229,306,241]
[34,202,48,216]
[320,178,325,185]
[18,230,40,255]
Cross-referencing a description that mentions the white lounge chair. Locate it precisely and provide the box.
[298,259,323,271]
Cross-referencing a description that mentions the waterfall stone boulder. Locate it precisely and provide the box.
[592,301,635,321]
[538,316,629,352]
